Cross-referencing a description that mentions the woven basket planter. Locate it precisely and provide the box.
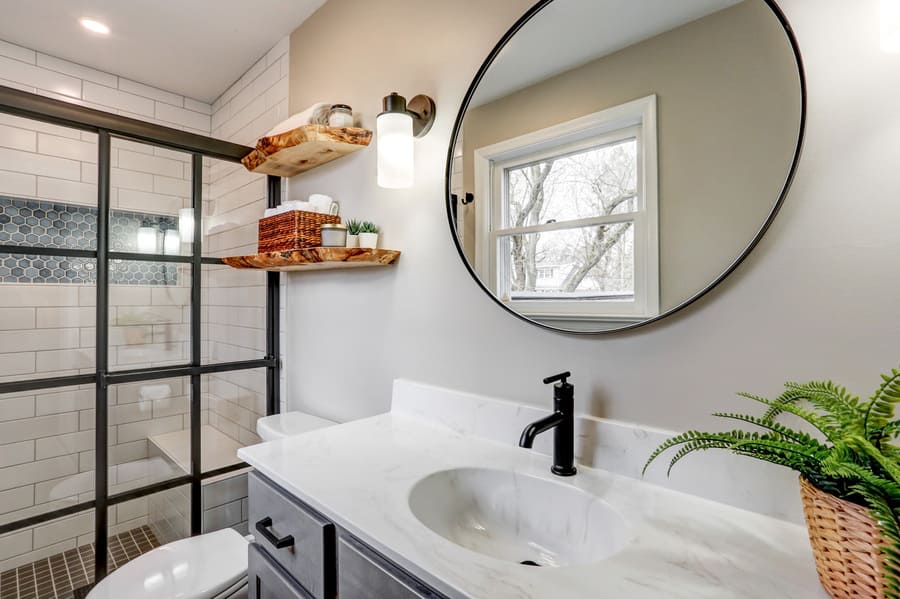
[800,477,886,598]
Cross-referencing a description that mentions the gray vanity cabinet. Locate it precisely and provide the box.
[247,472,448,599]
[338,534,448,599]
[248,472,335,599]
[249,544,314,599]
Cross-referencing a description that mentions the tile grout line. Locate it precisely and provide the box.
[76,546,89,587]
[60,549,74,599]
[46,558,58,599]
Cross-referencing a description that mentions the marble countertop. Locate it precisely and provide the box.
[238,411,826,599]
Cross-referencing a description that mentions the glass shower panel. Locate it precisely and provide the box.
[107,377,192,494]
[108,263,191,371]
[109,137,193,256]
[201,263,265,365]
[201,367,265,471]
[0,385,96,548]
[202,157,265,259]
[0,253,96,382]
[0,116,99,242]
[139,483,191,548]
[0,508,96,591]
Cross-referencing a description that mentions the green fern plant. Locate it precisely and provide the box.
[643,367,900,597]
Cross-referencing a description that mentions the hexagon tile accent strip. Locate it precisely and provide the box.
[0,196,180,285]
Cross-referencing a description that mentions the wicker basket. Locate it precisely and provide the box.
[258,210,340,253]
[800,477,885,598]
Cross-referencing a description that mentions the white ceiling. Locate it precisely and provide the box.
[0,0,327,102]
[471,0,744,107]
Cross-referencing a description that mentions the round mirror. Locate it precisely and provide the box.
[446,0,805,333]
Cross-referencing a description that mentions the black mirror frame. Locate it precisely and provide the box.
[444,0,807,335]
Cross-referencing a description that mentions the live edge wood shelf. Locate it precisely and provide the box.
[222,248,401,272]
[241,125,372,177]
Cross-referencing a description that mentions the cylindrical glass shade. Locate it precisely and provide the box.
[137,226,158,253]
[884,0,900,52]
[178,207,195,244]
[163,229,180,255]
[377,112,415,189]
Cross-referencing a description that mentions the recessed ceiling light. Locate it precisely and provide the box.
[79,18,110,35]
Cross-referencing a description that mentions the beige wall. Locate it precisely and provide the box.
[283,0,900,478]
[461,0,802,309]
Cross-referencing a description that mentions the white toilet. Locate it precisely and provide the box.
[87,528,250,599]
[256,411,337,441]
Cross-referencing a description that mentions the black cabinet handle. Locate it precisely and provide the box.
[255,517,294,549]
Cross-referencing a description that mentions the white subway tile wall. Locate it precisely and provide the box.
[0,36,285,574]
[203,36,290,444]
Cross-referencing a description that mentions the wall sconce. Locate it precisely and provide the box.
[137,220,158,253]
[377,92,436,189]
[883,0,900,53]
[178,207,195,244]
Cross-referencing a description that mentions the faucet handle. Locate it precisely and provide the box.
[543,371,571,385]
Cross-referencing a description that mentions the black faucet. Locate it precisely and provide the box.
[519,372,577,477]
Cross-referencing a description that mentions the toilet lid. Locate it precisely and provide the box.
[257,411,336,441]
[87,528,248,599]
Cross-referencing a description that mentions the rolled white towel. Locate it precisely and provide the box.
[265,103,331,137]
[139,384,171,401]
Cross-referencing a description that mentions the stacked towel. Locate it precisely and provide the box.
[265,102,331,137]
[263,197,339,218]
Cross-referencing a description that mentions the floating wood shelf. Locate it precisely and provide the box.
[222,247,401,272]
[241,125,372,177]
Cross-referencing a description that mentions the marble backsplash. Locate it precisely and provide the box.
[391,379,804,524]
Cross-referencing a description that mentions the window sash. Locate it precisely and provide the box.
[493,126,642,233]
[494,215,642,314]
[473,95,659,320]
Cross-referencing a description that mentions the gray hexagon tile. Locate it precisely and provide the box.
[1,196,181,285]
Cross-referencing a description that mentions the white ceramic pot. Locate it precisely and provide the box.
[358,233,378,249]
[346,234,359,248]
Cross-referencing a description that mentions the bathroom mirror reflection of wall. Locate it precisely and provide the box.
[447,0,805,333]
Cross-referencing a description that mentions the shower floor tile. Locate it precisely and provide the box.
[0,526,160,599]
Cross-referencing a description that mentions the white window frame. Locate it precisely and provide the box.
[473,95,659,321]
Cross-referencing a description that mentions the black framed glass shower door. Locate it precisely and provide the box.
[0,84,280,583]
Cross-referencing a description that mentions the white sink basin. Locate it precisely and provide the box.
[408,468,628,568]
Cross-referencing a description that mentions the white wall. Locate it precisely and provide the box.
[206,36,291,441]
[283,0,900,444]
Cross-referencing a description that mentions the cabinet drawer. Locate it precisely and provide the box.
[248,472,336,599]
[249,543,314,599]
[338,534,447,599]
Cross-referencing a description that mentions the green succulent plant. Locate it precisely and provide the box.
[346,219,362,235]
[359,221,379,234]
[643,367,900,597]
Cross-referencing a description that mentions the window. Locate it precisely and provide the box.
[474,96,659,321]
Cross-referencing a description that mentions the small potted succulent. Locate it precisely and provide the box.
[358,221,379,249]
[644,367,900,598]
[345,219,362,248]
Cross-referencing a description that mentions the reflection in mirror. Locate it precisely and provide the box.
[449,0,804,333]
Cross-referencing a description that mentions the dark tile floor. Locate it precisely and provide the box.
[0,526,160,599]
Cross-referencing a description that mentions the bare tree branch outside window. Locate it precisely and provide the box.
[504,139,637,298]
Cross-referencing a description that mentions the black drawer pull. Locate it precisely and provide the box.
[255,517,294,549]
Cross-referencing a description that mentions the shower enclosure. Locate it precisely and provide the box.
[0,85,280,594]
